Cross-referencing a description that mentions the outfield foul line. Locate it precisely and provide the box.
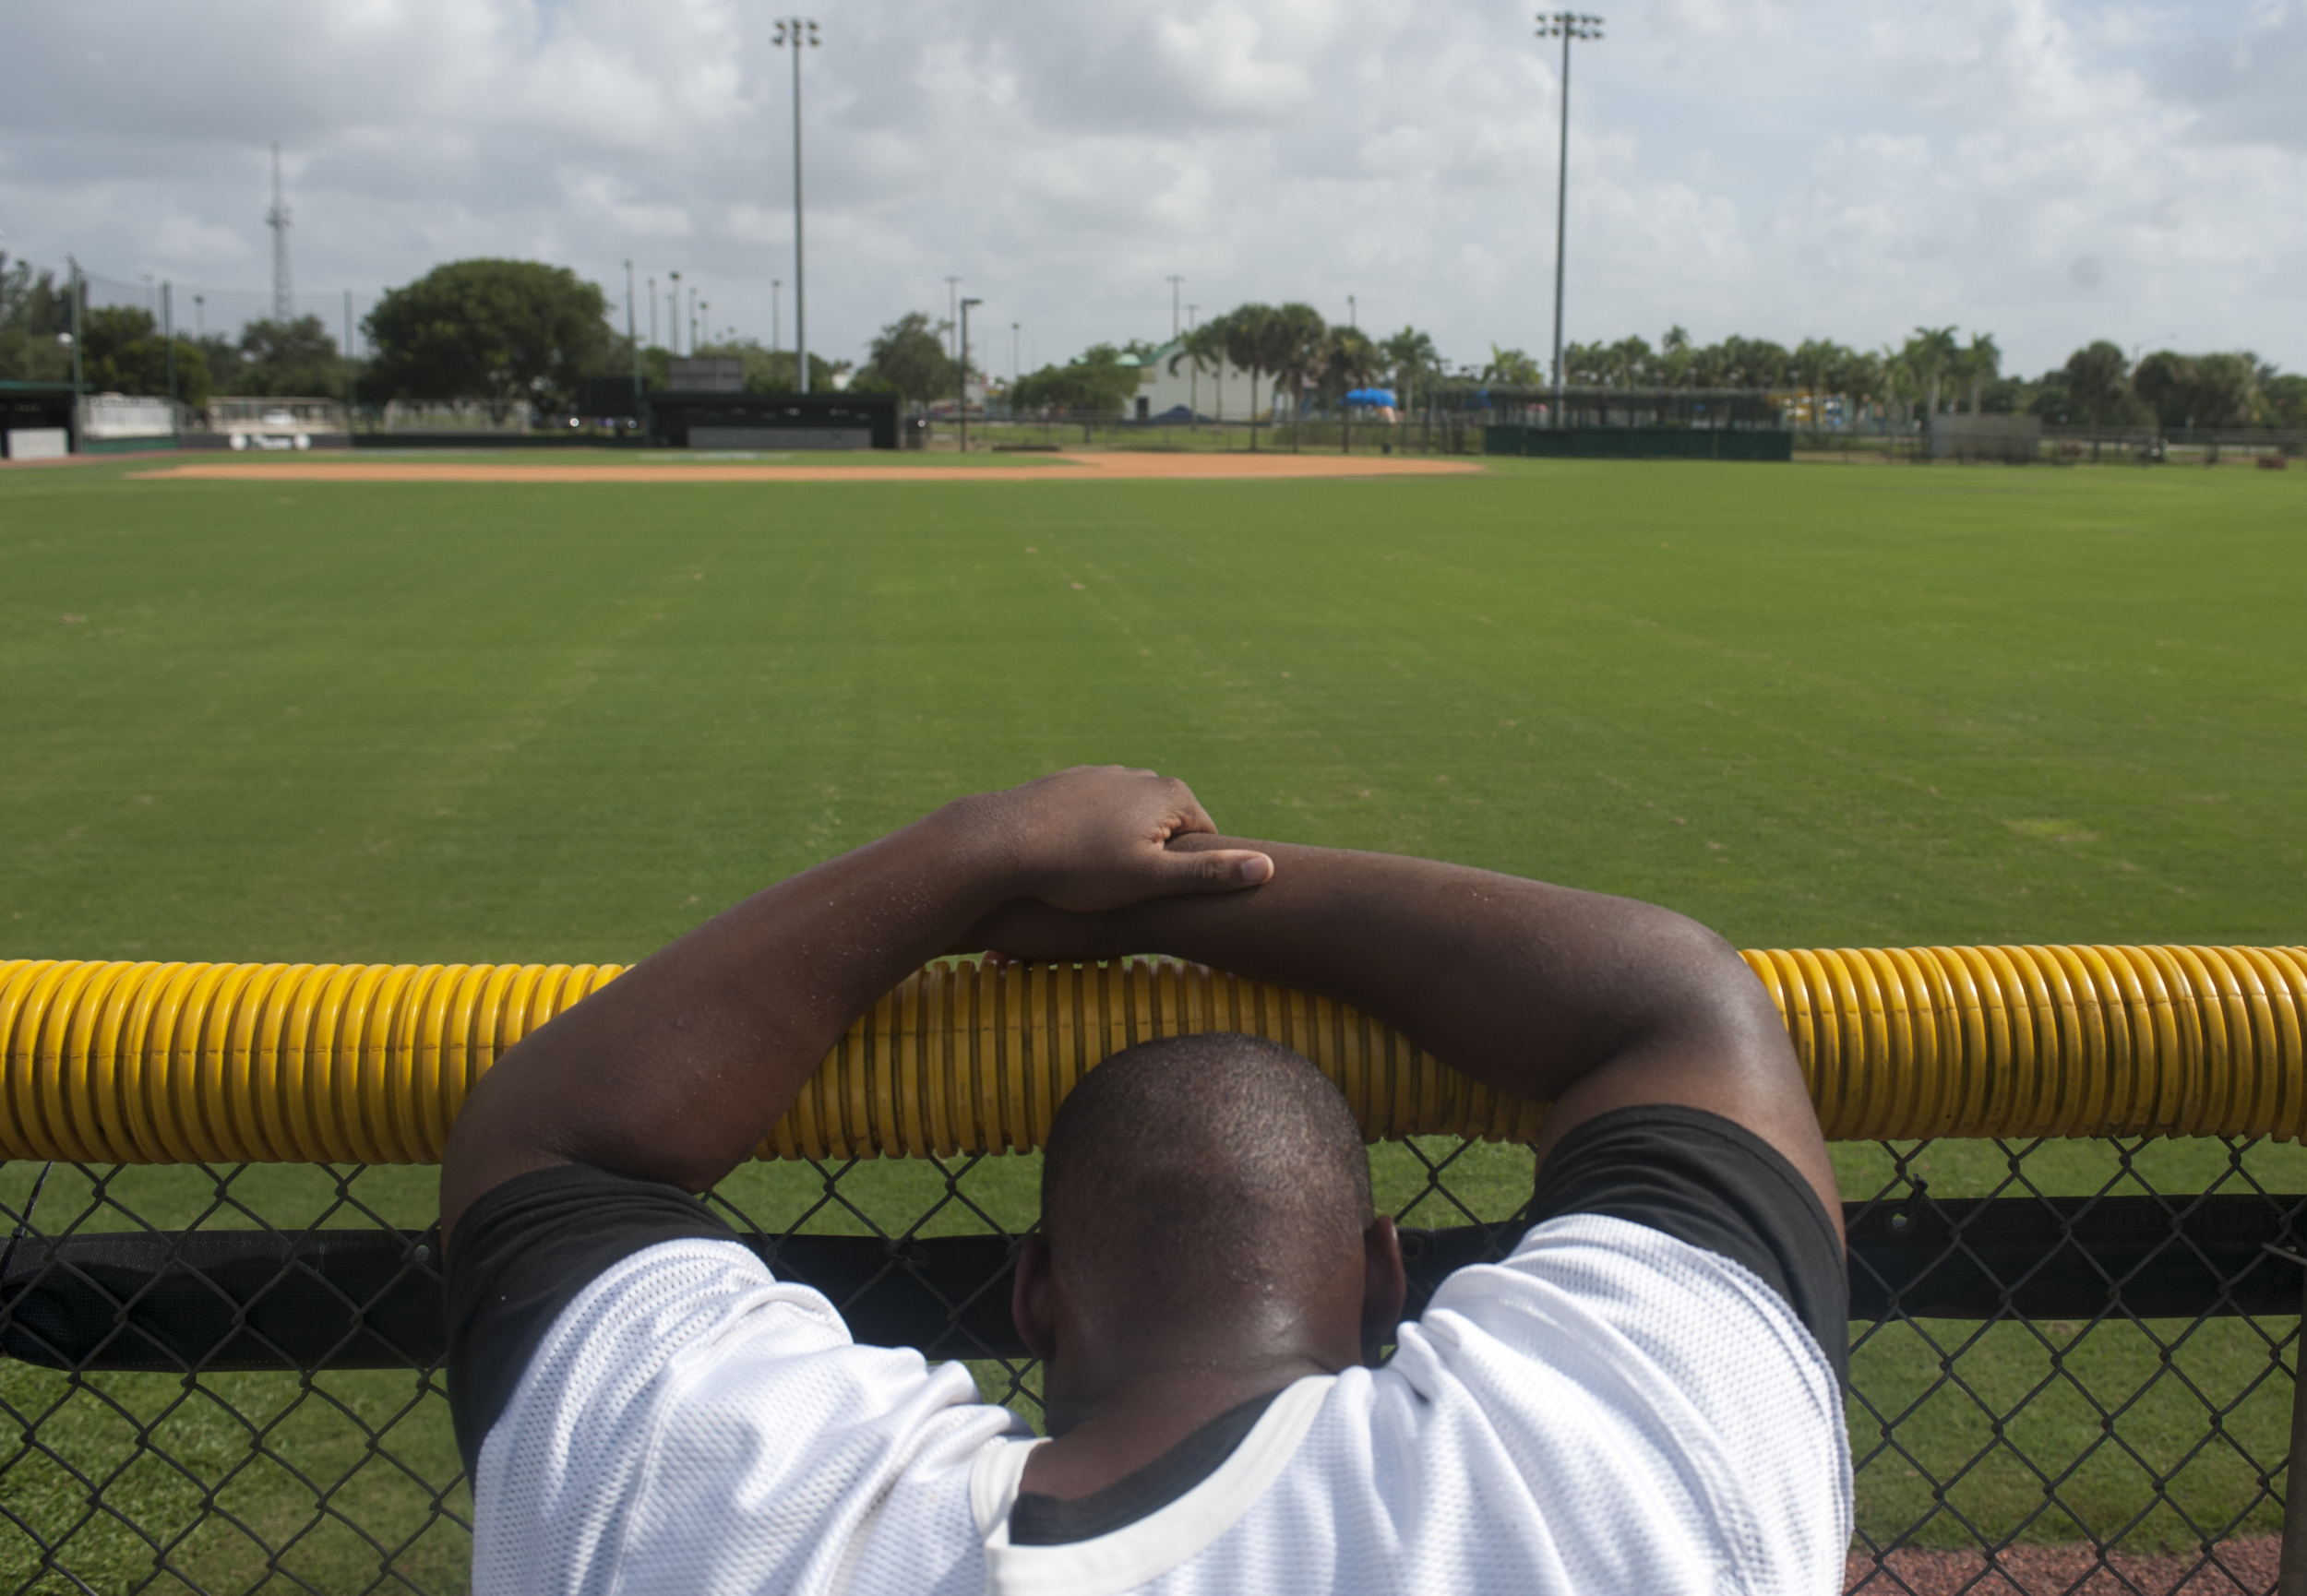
[127,454,1487,485]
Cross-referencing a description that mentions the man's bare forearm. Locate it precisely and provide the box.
[973,836,1838,1221]
[439,770,1277,1238]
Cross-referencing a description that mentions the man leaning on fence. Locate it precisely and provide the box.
[439,767,1852,1595]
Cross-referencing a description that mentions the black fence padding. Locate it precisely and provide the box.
[8,1197,2304,1374]
[1847,1192,2307,1319]
[2,1227,445,1372]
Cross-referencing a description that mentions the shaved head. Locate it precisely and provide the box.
[1040,1035,1372,1320]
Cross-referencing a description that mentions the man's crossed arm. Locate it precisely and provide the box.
[441,768,1836,1244]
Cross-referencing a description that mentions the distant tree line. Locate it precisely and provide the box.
[11,248,2302,433]
[1519,324,2307,433]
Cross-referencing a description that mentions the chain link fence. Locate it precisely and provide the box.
[6,1131,2301,1595]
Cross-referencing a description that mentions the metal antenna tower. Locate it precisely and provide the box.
[267,143,293,323]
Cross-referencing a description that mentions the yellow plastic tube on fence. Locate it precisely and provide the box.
[3,947,2304,1165]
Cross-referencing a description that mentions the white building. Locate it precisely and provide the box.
[1122,339,1272,423]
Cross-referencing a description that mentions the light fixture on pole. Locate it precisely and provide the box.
[1166,275,1184,339]
[959,297,982,452]
[773,18,819,392]
[1536,11,1603,430]
[945,277,962,359]
[668,271,682,357]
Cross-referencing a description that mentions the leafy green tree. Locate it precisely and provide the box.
[196,333,245,393]
[232,316,343,397]
[2185,352,2259,429]
[363,259,614,419]
[0,255,72,382]
[78,305,211,406]
[2263,373,2307,430]
[1011,344,1138,413]
[1955,333,2001,413]
[2131,351,2194,430]
[2060,340,2131,457]
[852,313,958,408]
[687,337,843,394]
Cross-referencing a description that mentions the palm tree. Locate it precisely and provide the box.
[1959,332,2001,414]
[1323,326,1381,451]
[1482,345,1543,386]
[1901,327,1961,420]
[1265,303,1329,449]
[1217,304,1278,450]
[1379,326,1440,425]
[1166,322,1228,427]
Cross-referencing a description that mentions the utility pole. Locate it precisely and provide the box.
[1167,275,1184,340]
[945,277,961,359]
[1536,12,1603,429]
[1186,304,1200,428]
[625,259,641,413]
[960,297,982,452]
[669,272,682,357]
[774,18,819,392]
[267,142,293,324]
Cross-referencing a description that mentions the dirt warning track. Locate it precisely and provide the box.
[131,452,1485,485]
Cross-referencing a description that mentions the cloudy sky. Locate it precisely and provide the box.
[2,0,2299,377]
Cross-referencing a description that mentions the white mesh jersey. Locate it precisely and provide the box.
[472,1212,1851,1596]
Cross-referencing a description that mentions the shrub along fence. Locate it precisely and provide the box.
[5,946,2306,1595]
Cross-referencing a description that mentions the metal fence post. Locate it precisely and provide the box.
[2268,1244,2307,1596]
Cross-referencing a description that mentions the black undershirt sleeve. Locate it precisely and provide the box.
[444,1164,739,1475]
[1525,1102,1848,1384]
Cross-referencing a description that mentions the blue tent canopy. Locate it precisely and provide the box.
[1344,387,1397,406]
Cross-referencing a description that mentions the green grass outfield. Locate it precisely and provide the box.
[3,454,2303,1588]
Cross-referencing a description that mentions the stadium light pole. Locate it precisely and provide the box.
[669,272,682,357]
[1167,275,1183,340]
[774,18,819,392]
[945,277,961,359]
[66,256,82,392]
[1536,11,1603,430]
[193,294,205,339]
[772,279,782,353]
[625,260,640,413]
[959,297,982,452]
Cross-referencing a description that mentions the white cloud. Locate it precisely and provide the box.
[0,0,2298,375]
